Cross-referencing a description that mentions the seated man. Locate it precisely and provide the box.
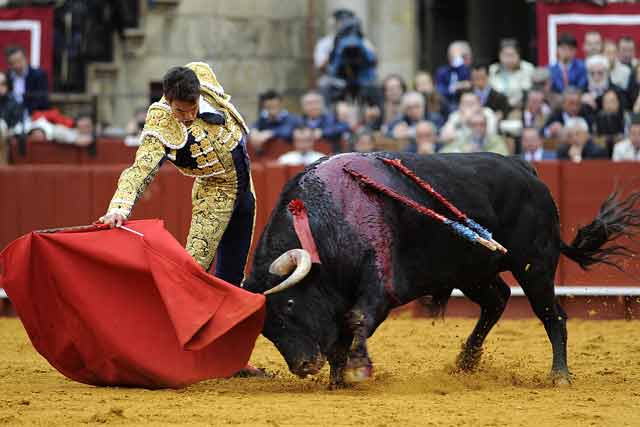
[439,112,509,155]
[404,120,438,155]
[278,125,326,166]
[435,40,473,108]
[543,86,594,139]
[249,89,299,152]
[471,63,510,120]
[5,46,50,116]
[556,117,608,162]
[386,91,429,141]
[520,127,556,162]
[612,114,640,161]
[549,33,588,93]
[299,91,350,152]
[440,91,498,143]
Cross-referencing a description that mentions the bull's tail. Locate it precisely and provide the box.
[560,191,640,270]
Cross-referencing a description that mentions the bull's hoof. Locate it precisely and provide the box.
[455,345,483,372]
[344,365,373,383]
[550,371,572,386]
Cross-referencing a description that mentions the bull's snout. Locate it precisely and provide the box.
[291,354,326,378]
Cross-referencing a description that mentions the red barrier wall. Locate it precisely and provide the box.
[1,160,639,287]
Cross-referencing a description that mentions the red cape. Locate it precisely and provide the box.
[0,219,265,388]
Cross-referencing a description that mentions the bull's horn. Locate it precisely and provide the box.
[264,249,312,295]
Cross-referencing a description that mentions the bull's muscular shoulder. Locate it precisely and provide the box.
[140,102,188,149]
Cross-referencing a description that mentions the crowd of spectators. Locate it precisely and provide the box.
[249,9,640,166]
[3,6,640,167]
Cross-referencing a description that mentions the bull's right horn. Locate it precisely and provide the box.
[264,249,312,296]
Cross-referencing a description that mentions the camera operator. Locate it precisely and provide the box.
[315,9,377,105]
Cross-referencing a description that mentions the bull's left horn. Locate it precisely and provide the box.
[264,249,312,295]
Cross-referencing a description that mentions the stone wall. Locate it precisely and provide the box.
[96,0,417,128]
[102,0,312,128]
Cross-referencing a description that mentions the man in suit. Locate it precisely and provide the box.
[5,46,50,116]
[549,33,588,93]
[521,127,556,162]
[471,63,510,120]
[556,117,608,162]
[543,86,594,138]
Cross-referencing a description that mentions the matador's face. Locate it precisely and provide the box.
[169,98,199,127]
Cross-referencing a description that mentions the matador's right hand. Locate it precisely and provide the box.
[99,212,126,228]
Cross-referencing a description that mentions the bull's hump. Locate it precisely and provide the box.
[313,153,392,187]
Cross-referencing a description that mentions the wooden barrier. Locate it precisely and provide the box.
[1,160,640,289]
[10,137,336,166]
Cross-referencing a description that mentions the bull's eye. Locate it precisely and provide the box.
[285,298,295,314]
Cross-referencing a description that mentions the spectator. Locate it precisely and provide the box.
[612,114,640,161]
[435,40,473,108]
[543,87,593,139]
[386,91,428,142]
[603,39,632,91]
[618,36,638,70]
[521,88,551,130]
[335,100,359,132]
[414,70,448,127]
[124,107,147,147]
[299,91,350,152]
[594,89,626,150]
[549,33,587,93]
[381,74,407,127]
[325,15,377,102]
[440,91,498,143]
[556,117,608,162]
[277,125,325,166]
[351,128,375,153]
[249,90,299,152]
[405,120,438,155]
[5,46,50,116]
[583,31,603,58]
[471,63,510,120]
[628,65,640,107]
[314,9,376,104]
[360,99,382,132]
[74,114,95,147]
[531,66,557,107]
[489,39,534,109]
[27,113,94,146]
[583,54,628,111]
[440,112,508,155]
[520,127,556,161]
[0,71,21,130]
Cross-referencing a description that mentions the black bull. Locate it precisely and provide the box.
[243,152,640,387]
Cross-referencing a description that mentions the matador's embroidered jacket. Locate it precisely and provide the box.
[106,62,253,269]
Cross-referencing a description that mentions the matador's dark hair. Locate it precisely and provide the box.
[162,66,200,102]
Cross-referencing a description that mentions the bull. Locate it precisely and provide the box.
[243,152,640,387]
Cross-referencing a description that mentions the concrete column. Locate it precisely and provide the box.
[368,0,417,83]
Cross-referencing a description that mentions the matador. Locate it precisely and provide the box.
[99,62,255,286]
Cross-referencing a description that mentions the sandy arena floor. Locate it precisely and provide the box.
[0,315,639,426]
